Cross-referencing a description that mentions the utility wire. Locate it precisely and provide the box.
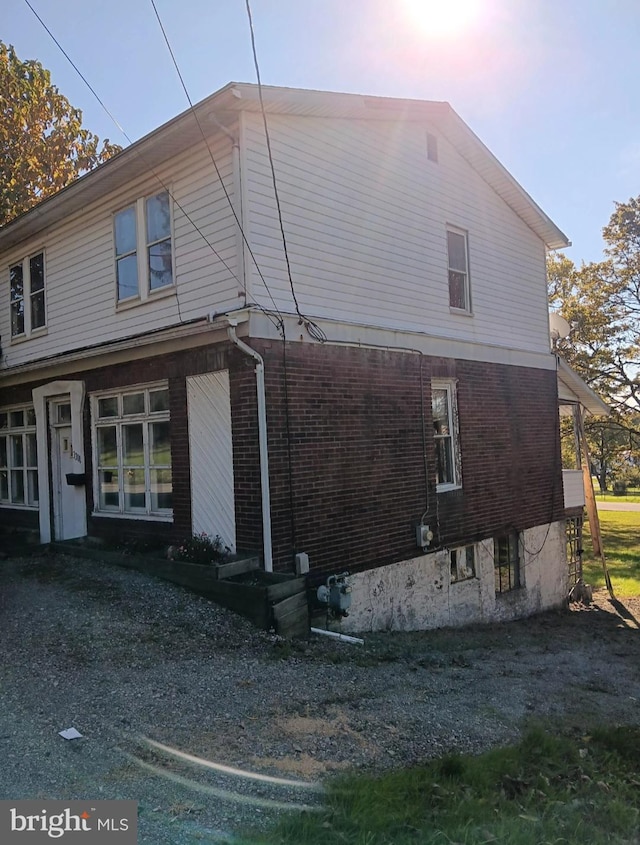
[243,0,327,344]
[22,0,251,329]
[148,0,285,325]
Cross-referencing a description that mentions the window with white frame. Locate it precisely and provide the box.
[431,379,461,490]
[92,385,172,517]
[494,532,522,594]
[9,252,46,338]
[114,191,173,302]
[450,545,475,583]
[447,227,470,311]
[0,406,38,507]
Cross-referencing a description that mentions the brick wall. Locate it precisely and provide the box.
[0,346,229,545]
[0,339,564,570]
[231,341,564,580]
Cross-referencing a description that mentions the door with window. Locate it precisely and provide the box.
[50,401,85,540]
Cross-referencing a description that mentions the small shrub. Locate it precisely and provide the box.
[613,480,627,496]
[173,532,230,566]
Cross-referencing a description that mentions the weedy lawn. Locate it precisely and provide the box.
[240,726,640,845]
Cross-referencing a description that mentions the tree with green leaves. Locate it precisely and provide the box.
[548,200,640,490]
[0,41,121,227]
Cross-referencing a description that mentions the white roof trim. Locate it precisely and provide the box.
[557,357,609,416]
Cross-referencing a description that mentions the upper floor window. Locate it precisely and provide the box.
[9,252,46,338]
[114,191,173,302]
[447,227,471,312]
[0,406,38,508]
[91,384,172,518]
[494,532,522,594]
[432,379,462,491]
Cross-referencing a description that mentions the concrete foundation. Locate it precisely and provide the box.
[342,521,568,633]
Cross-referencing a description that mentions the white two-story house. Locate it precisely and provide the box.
[0,83,604,630]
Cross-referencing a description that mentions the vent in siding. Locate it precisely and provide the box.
[427,132,438,163]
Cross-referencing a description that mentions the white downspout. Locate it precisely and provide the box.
[227,324,273,572]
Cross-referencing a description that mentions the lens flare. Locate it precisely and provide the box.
[403,0,483,38]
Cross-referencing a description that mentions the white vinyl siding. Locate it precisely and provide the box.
[187,371,236,551]
[242,113,550,354]
[0,111,553,367]
[0,136,239,367]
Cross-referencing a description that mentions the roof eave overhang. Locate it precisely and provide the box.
[557,356,610,416]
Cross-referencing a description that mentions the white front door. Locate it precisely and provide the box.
[51,402,85,540]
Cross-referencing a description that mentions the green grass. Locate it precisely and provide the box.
[595,492,640,503]
[239,726,640,844]
[583,509,640,597]
[594,484,640,504]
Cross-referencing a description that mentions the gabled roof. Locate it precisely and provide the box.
[0,82,569,253]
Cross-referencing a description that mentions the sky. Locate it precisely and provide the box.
[3,0,640,265]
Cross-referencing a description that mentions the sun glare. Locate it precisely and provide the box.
[403,0,483,38]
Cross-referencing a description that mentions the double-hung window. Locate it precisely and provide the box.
[0,407,38,507]
[447,227,471,312]
[494,532,522,594]
[431,379,461,491]
[114,191,173,302]
[9,252,46,338]
[92,384,172,518]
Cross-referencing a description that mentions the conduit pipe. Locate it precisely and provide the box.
[310,627,364,645]
[227,324,273,572]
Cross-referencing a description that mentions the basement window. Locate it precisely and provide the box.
[494,532,522,594]
[450,545,475,582]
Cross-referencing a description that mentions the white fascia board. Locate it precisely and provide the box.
[557,357,610,415]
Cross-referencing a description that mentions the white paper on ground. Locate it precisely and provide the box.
[58,727,83,740]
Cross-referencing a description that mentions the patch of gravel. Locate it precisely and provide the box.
[1,552,640,843]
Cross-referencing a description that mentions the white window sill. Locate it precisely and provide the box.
[91,510,173,522]
[9,328,48,345]
[449,307,473,317]
[0,503,39,511]
[436,483,462,493]
[116,286,176,312]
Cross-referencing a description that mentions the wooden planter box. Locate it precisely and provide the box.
[51,543,309,635]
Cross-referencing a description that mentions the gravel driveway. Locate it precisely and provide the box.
[1,552,639,843]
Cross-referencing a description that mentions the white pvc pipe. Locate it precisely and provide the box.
[227,326,273,572]
[310,627,364,645]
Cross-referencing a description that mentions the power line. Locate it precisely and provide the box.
[22,0,252,329]
[148,0,285,325]
[243,0,327,344]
